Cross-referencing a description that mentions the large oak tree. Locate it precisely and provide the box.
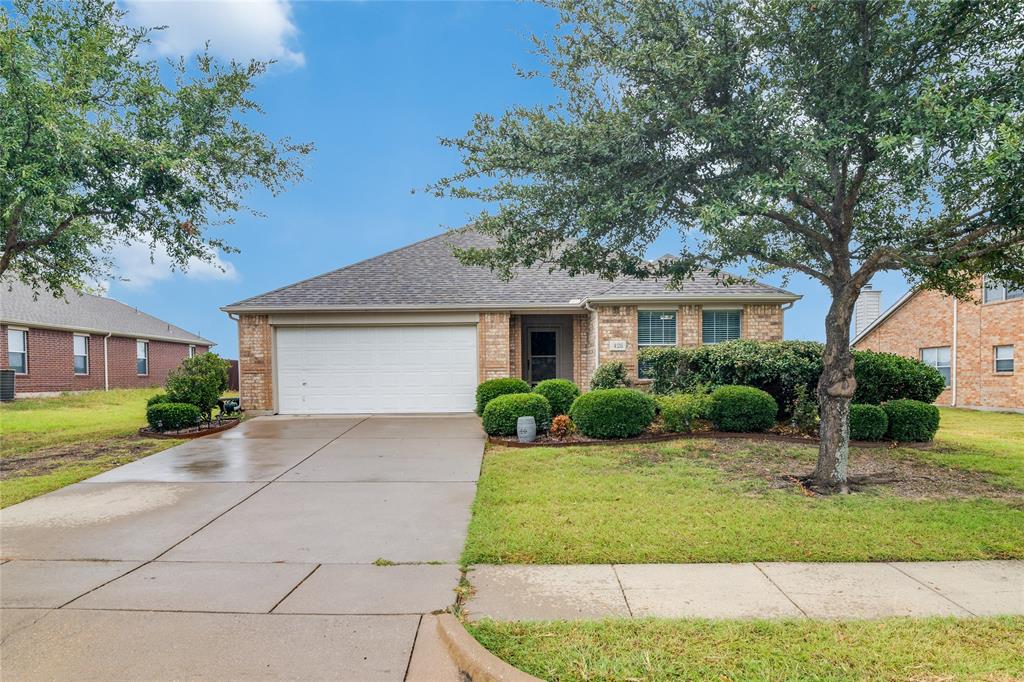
[432,0,1024,493]
[1,0,311,294]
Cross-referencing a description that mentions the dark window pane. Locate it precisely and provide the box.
[995,359,1013,373]
[9,352,26,374]
[137,358,148,375]
[74,355,88,374]
[530,356,557,382]
[530,331,557,356]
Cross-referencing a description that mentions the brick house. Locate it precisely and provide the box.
[852,278,1023,412]
[1,281,213,396]
[222,229,799,415]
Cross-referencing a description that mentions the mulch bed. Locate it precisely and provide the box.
[489,429,931,450]
[139,418,241,440]
[1,435,167,477]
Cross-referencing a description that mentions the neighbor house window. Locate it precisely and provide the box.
[7,329,27,374]
[702,309,741,344]
[994,345,1014,374]
[136,340,149,375]
[73,334,89,375]
[920,346,951,386]
[983,277,1024,303]
[637,310,677,378]
[188,345,197,358]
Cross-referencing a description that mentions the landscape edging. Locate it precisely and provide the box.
[138,418,242,440]
[489,430,932,449]
[435,613,541,682]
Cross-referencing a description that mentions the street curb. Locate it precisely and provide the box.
[435,614,542,682]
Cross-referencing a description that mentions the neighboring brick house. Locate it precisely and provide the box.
[222,228,799,415]
[852,278,1023,412]
[1,281,213,396]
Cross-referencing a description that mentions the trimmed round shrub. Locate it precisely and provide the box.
[709,385,778,433]
[569,388,656,439]
[590,361,632,390]
[882,399,940,442]
[533,379,581,416]
[475,378,531,416]
[657,393,712,434]
[146,402,201,432]
[482,393,552,436]
[848,404,888,441]
[854,351,946,405]
[146,392,170,407]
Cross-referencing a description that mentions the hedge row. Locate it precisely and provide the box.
[637,341,946,415]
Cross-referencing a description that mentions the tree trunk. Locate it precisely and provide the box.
[810,292,858,494]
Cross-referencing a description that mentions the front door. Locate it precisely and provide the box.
[527,328,558,384]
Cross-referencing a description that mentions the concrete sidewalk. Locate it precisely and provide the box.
[465,561,1024,621]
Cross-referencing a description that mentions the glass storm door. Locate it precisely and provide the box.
[528,329,558,384]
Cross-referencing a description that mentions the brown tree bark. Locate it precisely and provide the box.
[810,290,858,494]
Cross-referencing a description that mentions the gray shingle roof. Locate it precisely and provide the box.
[224,228,798,312]
[1,280,214,345]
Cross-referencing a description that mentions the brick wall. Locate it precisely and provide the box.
[572,313,592,388]
[509,314,522,380]
[477,312,511,381]
[0,324,205,395]
[238,314,274,411]
[743,304,785,341]
[853,283,1023,411]
[596,305,638,379]
[677,305,701,347]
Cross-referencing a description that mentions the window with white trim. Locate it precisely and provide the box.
[188,345,196,358]
[637,310,677,379]
[983,277,1024,303]
[73,334,89,375]
[994,345,1014,374]
[702,309,741,344]
[136,340,149,375]
[920,346,951,386]
[8,329,27,374]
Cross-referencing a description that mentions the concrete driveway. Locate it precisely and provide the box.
[0,414,484,680]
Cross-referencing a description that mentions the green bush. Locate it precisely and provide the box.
[475,378,531,416]
[657,392,713,433]
[854,351,947,405]
[165,352,231,420]
[590,361,632,390]
[146,402,201,432]
[849,404,888,441]
[790,385,819,435]
[146,392,170,407]
[533,379,580,416]
[709,385,778,433]
[569,388,656,439]
[637,341,946,413]
[882,399,941,442]
[482,393,552,436]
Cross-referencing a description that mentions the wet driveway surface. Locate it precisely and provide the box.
[0,414,484,680]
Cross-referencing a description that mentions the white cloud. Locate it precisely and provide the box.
[123,0,305,68]
[107,241,239,290]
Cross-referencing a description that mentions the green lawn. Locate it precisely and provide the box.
[0,389,180,508]
[462,408,1024,564]
[469,617,1024,681]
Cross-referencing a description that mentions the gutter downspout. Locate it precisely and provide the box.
[103,332,112,391]
[951,298,958,407]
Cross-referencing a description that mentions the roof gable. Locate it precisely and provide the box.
[224,228,798,312]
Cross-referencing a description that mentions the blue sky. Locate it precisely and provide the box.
[107,0,911,355]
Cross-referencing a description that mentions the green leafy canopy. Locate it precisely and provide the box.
[1,0,313,295]
[431,0,1023,297]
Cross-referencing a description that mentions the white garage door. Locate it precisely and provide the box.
[275,326,478,414]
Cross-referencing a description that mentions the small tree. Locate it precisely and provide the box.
[432,0,1024,493]
[1,0,312,295]
[165,352,230,421]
